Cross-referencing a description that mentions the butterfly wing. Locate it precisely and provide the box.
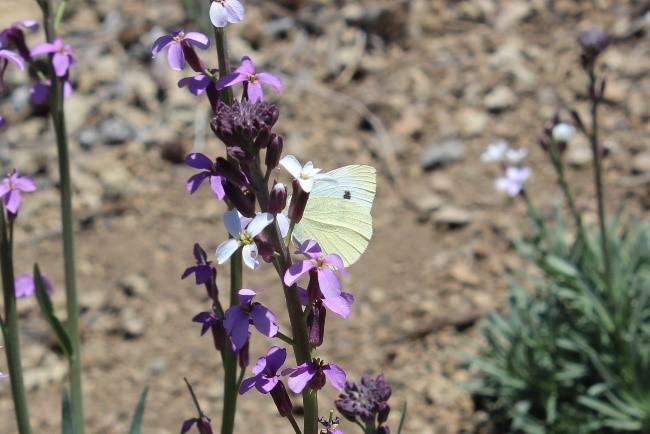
[293,197,373,266]
[310,165,377,211]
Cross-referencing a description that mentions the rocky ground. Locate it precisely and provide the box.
[1,0,649,433]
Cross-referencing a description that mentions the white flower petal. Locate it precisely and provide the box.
[279,155,303,179]
[225,0,246,21]
[223,209,242,238]
[276,213,290,238]
[242,243,259,270]
[247,212,274,237]
[216,239,240,264]
[299,177,315,193]
[209,2,229,28]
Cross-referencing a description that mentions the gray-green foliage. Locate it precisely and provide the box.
[470,211,650,434]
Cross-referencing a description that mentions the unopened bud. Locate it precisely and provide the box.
[269,182,287,215]
[238,335,250,368]
[377,425,391,434]
[552,123,576,144]
[223,181,256,217]
[288,180,309,223]
[265,134,283,171]
[270,381,293,417]
[182,43,205,73]
[307,301,326,347]
[254,126,272,149]
[197,417,214,434]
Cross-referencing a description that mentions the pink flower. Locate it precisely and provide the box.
[216,56,282,103]
[151,30,209,71]
[30,38,75,77]
[284,240,347,299]
[14,272,54,298]
[496,166,531,197]
[0,169,36,215]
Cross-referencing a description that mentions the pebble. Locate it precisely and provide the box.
[632,152,650,175]
[484,86,518,112]
[118,273,149,297]
[99,164,133,199]
[433,206,472,228]
[120,306,145,338]
[98,117,135,145]
[457,108,489,137]
[567,139,592,168]
[77,128,102,150]
[420,138,466,170]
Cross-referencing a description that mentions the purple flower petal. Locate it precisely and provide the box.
[317,268,342,299]
[255,375,279,393]
[30,81,49,104]
[0,49,24,70]
[210,175,225,200]
[257,72,282,94]
[13,176,36,192]
[224,306,249,351]
[215,71,247,90]
[180,418,198,434]
[323,363,346,391]
[237,288,257,305]
[284,364,315,394]
[323,292,354,318]
[284,260,316,286]
[30,41,56,57]
[14,273,35,297]
[52,52,70,77]
[265,346,287,374]
[4,190,21,214]
[246,82,263,103]
[167,42,185,71]
[296,240,321,258]
[186,172,210,194]
[250,304,278,338]
[178,74,211,96]
[185,152,213,170]
[239,374,259,393]
[184,32,209,49]
[235,56,256,75]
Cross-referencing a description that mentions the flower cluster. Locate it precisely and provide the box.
[336,375,392,429]
[481,141,531,197]
[0,19,75,125]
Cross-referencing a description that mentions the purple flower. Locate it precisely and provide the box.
[184,153,226,199]
[181,416,213,434]
[215,210,274,270]
[0,169,36,215]
[0,371,6,379]
[192,310,221,336]
[0,49,25,89]
[30,79,73,105]
[14,273,54,298]
[30,38,75,77]
[284,240,347,299]
[216,56,282,103]
[178,71,215,96]
[152,30,209,71]
[0,115,5,128]
[209,0,245,28]
[496,166,531,197]
[0,20,38,61]
[282,358,346,393]
[240,346,286,394]
[223,289,278,351]
[298,283,354,319]
[182,243,214,285]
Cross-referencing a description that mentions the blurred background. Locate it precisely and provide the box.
[0,0,649,433]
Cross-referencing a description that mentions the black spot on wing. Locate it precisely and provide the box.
[343,190,351,199]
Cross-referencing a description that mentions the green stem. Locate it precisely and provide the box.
[1,210,33,434]
[587,68,612,289]
[548,144,585,238]
[276,330,295,346]
[184,377,206,416]
[38,4,85,433]
[364,418,377,434]
[213,27,233,105]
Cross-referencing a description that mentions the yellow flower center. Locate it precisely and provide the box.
[239,231,253,245]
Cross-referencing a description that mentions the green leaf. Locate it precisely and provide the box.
[33,263,73,358]
[544,255,579,278]
[396,400,407,434]
[61,389,73,434]
[127,386,149,434]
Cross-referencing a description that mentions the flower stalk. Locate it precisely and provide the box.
[0,209,32,434]
[35,2,85,433]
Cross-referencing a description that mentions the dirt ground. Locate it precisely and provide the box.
[1,0,649,433]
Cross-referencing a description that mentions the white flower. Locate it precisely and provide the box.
[505,148,528,164]
[215,210,273,270]
[481,140,509,162]
[552,123,576,143]
[496,166,532,197]
[279,155,335,193]
[209,0,245,28]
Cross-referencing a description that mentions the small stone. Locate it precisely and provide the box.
[632,152,650,175]
[120,307,145,338]
[449,263,480,286]
[420,138,465,170]
[77,128,101,150]
[118,273,149,297]
[567,139,592,168]
[457,108,489,137]
[98,117,135,145]
[484,86,517,112]
[433,206,472,229]
[99,164,132,199]
[416,193,445,213]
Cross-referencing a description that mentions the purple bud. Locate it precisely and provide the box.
[214,158,248,188]
[254,126,272,149]
[181,43,205,73]
[3,27,31,61]
[265,134,283,172]
[378,425,391,434]
[223,181,256,218]
[577,28,610,58]
[255,234,276,263]
[238,335,250,368]
[268,182,287,215]
[197,417,214,434]
[211,319,226,350]
[307,301,326,347]
[270,382,293,417]
[288,180,309,223]
[308,369,327,390]
[378,403,390,424]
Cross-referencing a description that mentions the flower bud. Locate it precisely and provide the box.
[270,381,293,417]
[254,126,272,149]
[377,425,391,434]
[211,320,225,351]
[288,179,309,223]
[577,29,610,59]
[238,334,250,368]
[3,28,31,61]
[197,417,214,434]
[223,181,256,218]
[308,369,327,390]
[215,157,248,188]
[378,403,390,424]
[552,123,576,144]
[265,134,283,172]
[182,43,205,73]
[307,301,326,347]
[268,182,287,215]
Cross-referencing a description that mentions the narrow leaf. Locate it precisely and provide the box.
[33,264,73,358]
[396,401,407,434]
[128,386,149,434]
